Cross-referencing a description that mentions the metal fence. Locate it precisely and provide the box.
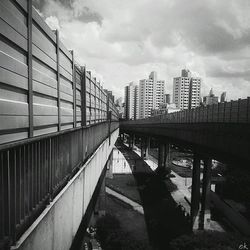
[0,122,119,249]
[0,0,119,145]
[0,1,119,249]
[125,98,250,125]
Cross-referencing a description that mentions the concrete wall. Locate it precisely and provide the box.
[11,128,119,250]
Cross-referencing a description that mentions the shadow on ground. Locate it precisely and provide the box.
[116,141,191,250]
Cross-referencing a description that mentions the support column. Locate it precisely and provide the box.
[199,158,212,230]
[128,135,134,150]
[95,178,106,216]
[158,142,169,169]
[131,134,135,150]
[144,137,150,159]
[140,137,145,159]
[190,154,201,228]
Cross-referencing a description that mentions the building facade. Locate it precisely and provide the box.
[173,69,201,110]
[203,88,219,106]
[220,91,226,103]
[138,71,165,118]
[124,82,138,120]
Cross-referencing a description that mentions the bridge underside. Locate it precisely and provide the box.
[120,122,250,165]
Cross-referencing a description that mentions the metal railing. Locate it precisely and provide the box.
[0,122,119,249]
[123,98,250,124]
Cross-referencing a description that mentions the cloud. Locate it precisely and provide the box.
[33,0,250,101]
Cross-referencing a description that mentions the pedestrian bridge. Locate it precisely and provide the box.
[0,1,118,249]
[1,1,250,250]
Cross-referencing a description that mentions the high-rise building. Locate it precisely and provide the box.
[124,82,137,120]
[138,71,165,118]
[203,88,218,106]
[220,92,226,102]
[164,94,171,104]
[173,69,201,110]
[104,90,115,103]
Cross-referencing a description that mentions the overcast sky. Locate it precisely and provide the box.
[33,0,250,101]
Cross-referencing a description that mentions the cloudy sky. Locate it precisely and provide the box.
[33,0,250,101]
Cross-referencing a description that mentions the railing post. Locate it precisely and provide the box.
[56,30,61,131]
[81,67,87,127]
[223,101,226,122]
[217,103,220,122]
[230,100,233,122]
[237,98,241,123]
[247,97,250,123]
[28,0,33,137]
[207,105,209,122]
[71,50,76,128]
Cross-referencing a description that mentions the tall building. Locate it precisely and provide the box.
[115,97,125,119]
[220,92,226,102]
[104,90,115,103]
[124,82,137,120]
[173,69,201,110]
[138,71,165,118]
[203,88,219,106]
[164,94,171,104]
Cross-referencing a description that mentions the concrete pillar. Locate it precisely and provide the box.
[128,135,132,149]
[144,137,150,159]
[190,154,201,227]
[131,135,135,150]
[199,158,212,230]
[158,143,168,168]
[140,137,145,159]
[128,134,135,150]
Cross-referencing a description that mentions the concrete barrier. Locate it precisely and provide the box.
[11,129,119,250]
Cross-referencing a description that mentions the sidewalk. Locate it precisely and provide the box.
[128,144,191,213]
[125,143,225,232]
[106,187,144,214]
[118,142,191,249]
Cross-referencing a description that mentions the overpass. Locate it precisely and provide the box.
[1,1,250,249]
[120,97,250,232]
[0,1,118,249]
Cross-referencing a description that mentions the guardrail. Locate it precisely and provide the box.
[0,0,119,145]
[0,121,119,249]
[0,1,119,249]
[123,98,250,124]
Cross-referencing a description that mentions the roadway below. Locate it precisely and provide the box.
[115,141,191,250]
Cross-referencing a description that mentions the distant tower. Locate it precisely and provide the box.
[124,82,137,120]
[209,88,214,97]
[173,69,201,110]
[164,94,171,104]
[220,92,226,102]
[138,71,165,118]
[203,88,218,106]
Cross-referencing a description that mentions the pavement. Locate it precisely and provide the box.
[106,186,144,214]
[124,143,225,232]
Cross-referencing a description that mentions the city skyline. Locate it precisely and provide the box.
[34,0,250,101]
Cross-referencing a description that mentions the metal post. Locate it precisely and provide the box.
[28,0,33,137]
[81,66,86,127]
[199,158,212,230]
[158,143,166,168]
[71,51,76,128]
[56,30,61,131]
